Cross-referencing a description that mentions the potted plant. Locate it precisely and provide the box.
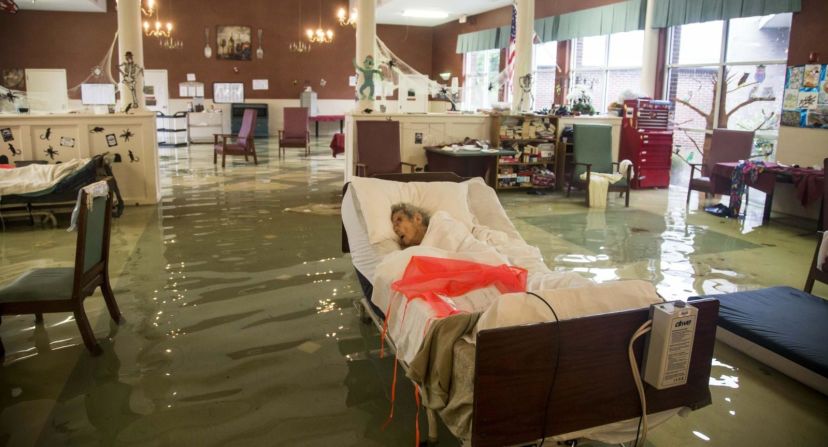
[567,85,595,116]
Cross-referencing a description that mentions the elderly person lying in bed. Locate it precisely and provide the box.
[391,203,430,248]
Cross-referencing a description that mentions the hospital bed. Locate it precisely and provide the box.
[0,155,123,226]
[341,172,718,447]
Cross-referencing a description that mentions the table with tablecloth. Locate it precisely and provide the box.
[711,162,825,222]
[309,115,345,137]
[330,133,345,158]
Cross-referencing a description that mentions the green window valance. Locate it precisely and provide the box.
[455,28,500,53]
[538,0,646,43]
[652,0,801,28]
[456,0,645,53]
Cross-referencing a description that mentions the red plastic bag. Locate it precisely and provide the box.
[391,256,527,319]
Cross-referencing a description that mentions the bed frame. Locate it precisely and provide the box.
[342,172,719,446]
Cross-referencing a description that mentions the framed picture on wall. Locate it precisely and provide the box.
[216,26,252,61]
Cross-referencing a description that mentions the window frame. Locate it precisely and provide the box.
[663,16,790,139]
[461,48,502,112]
[569,31,645,111]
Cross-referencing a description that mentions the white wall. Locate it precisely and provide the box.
[771,127,828,218]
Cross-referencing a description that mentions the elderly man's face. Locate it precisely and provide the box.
[392,210,425,247]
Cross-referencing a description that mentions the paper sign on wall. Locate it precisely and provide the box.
[252,79,269,90]
[349,76,357,87]
[186,73,196,81]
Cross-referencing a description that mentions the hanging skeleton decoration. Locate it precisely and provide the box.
[44,145,59,160]
[120,128,134,142]
[0,0,18,14]
[517,73,534,111]
[118,51,144,111]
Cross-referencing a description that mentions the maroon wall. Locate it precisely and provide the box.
[787,0,828,65]
[0,0,433,100]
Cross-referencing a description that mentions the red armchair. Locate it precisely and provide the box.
[279,107,310,157]
[214,108,258,168]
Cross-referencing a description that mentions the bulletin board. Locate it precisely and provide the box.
[781,64,828,129]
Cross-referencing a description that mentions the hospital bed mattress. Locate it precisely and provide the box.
[690,287,828,394]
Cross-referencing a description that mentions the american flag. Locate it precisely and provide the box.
[506,6,517,84]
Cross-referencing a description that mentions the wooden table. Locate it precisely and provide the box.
[424,147,516,188]
[711,162,824,224]
[309,115,345,137]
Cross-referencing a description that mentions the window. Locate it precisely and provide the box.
[665,14,792,162]
[570,30,644,113]
[532,41,558,111]
[462,49,501,111]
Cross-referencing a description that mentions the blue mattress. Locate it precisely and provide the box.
[689,287,828,378]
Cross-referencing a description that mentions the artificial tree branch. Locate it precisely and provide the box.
[674,97,711,120]
[726,96,776,119]
[727,81,762,94]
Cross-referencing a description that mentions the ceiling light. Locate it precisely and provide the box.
[402,10,449,19]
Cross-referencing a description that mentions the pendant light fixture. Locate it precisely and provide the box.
[306,0,333,44]
[289,1,312,54]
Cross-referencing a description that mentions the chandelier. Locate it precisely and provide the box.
[142,0,173,39]
[289,40,312,53]
[337,7,357,27]
[306,0,333,44]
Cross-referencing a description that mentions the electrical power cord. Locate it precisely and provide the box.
[628,320,653,447]
[525,291,561,447]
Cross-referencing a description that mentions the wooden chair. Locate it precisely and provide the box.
[214,108,258,168]
[566,124,630,207]
[805,158,828,293]
[278,107,310,157]
[0,186,122,357]
[686,128,754,205]
[355,120,415,177]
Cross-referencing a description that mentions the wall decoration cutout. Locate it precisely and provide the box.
[120,128,135,142]
[39,127,52,140]
[106,133,118,147]
[90,126,105,133]
[113,153,123,163]
[0,155,8,164]
[0,68,25,90]
[216,26,252,61]
[60,136,76,148]
[128,150,140,162]
[44,145,59,160]
[1,127,12,142]
[782,64,828,129]
[7,143,20,156]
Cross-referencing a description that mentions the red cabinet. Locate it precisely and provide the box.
[619,99,674,189]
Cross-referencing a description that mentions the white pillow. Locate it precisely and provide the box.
[349,176,475,244]
[464,178,521,240]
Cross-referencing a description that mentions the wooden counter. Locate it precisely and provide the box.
[0,111,160,204]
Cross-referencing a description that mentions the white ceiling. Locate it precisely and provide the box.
[374,0,513,27]
[17,0,106,13]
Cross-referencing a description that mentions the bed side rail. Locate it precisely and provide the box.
[471,298,719,447]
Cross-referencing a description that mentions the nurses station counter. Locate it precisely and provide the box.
[0,111,160,205]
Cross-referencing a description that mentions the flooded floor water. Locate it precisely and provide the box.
[1,138,826,446]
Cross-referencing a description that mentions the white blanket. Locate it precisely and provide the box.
[372,211,588,363]
[579,159,633,209]
[0,159,90,196]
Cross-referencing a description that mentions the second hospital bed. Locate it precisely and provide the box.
[341,172,719,447]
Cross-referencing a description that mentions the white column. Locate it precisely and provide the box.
[640,0,659,97]
[511,0,534,113]
[117,0,145,109]
[355,0,377,112]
